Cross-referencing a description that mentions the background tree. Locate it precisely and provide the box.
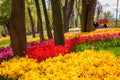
[62,0,75,33]
[9,0,27,56]
[81,0,97,32]
[0,0,11,35]
[103,11,113,20]
[96,2,102,20]
[75,0,82,27]
[51,0,65,45]
[69,11,75,28]
[116,0,119,27]
[35,0,44,41]
[27,7,36,38]
[42,0,53,39]
[26,0,36,38]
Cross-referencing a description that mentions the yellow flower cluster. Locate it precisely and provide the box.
[65,28,120,38]
[1,50,120,80]
[27,37,40,43]
[64,32,80,39]
[27,36,48,43]
[0,36,48,43]
[86,28,120,36]
[0,56,40,79]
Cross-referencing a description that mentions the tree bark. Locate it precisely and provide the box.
[63,0,68,32]
[51,0,65,45]
[9,0,26,56]
[77,0,82,28]
[35,0,44,41]
[75,0,78,27]
[27,7,35,38]
[63,0,75,33]
[42,0,53,39]
[116,0,119,27]
[81,0,97,32]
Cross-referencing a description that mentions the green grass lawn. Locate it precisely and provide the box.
[100,47,120,56]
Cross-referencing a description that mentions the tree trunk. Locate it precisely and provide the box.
[63,0,75,33]
[63,0,68,32]
[42,0,53,39]
[96,11,100,20]
[69,11,75,28]
[77,0,82,28]
[35,0,44,41]
[96,5,102,20]
[81,0,97,32]
[27,7,35,38]
[75,0,78,27]
[116,0,119,27]
[51,0,65,45]
[9,0,26,56]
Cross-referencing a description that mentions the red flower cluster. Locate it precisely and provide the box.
[24,40,72,62]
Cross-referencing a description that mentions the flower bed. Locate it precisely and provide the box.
[1,28,120,62]
[1,50,120,80]
[1,28,120,79]
[1,28,120,44]
[1,30,120,62]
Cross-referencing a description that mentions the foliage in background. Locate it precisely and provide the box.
[0,0,11,25]
[107,21,120,27]
[0,0,52,34]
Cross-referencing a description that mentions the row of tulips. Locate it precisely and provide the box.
[65,28,120,38]
[1,28,120,43]
[0,28,120,61]
[1,31,120,62]
[24,33,120,62]
[1,50,120,80]
[0,28,120,79]
[24,39,72,62]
